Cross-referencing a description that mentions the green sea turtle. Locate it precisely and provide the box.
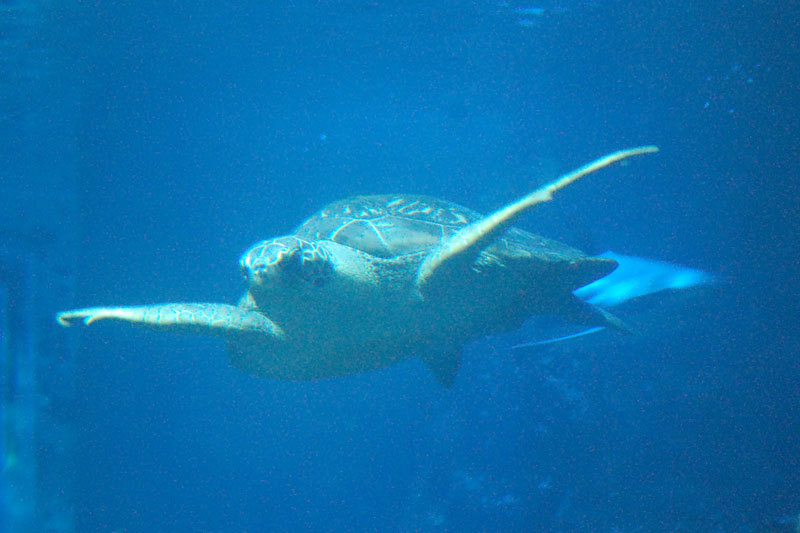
[57,146,657,387]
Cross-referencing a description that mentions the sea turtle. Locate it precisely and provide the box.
[57,146,657,387]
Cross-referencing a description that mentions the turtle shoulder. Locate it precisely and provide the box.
[491,227,618,288]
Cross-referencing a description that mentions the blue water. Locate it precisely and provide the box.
[53,1,799,530]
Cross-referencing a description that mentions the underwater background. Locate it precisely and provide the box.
[2,0,798,531]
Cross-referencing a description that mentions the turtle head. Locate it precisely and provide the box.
[240,236,334,293]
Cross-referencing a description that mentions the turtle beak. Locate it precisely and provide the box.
[242,257,266,284]
[240,241,272,286]
[241,255,278,287]
[240,238,295,289]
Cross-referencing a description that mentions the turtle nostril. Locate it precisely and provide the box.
[247,259,271,283]
[252,259,266,272]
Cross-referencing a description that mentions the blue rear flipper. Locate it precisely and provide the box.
[574,251,715,308]
[512,252,715,349]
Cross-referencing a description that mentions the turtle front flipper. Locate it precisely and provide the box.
[416,146,659,295]
[56,303,284,339]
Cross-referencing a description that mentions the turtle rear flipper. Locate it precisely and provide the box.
[56,303,284,339]
[558,295,632,334]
